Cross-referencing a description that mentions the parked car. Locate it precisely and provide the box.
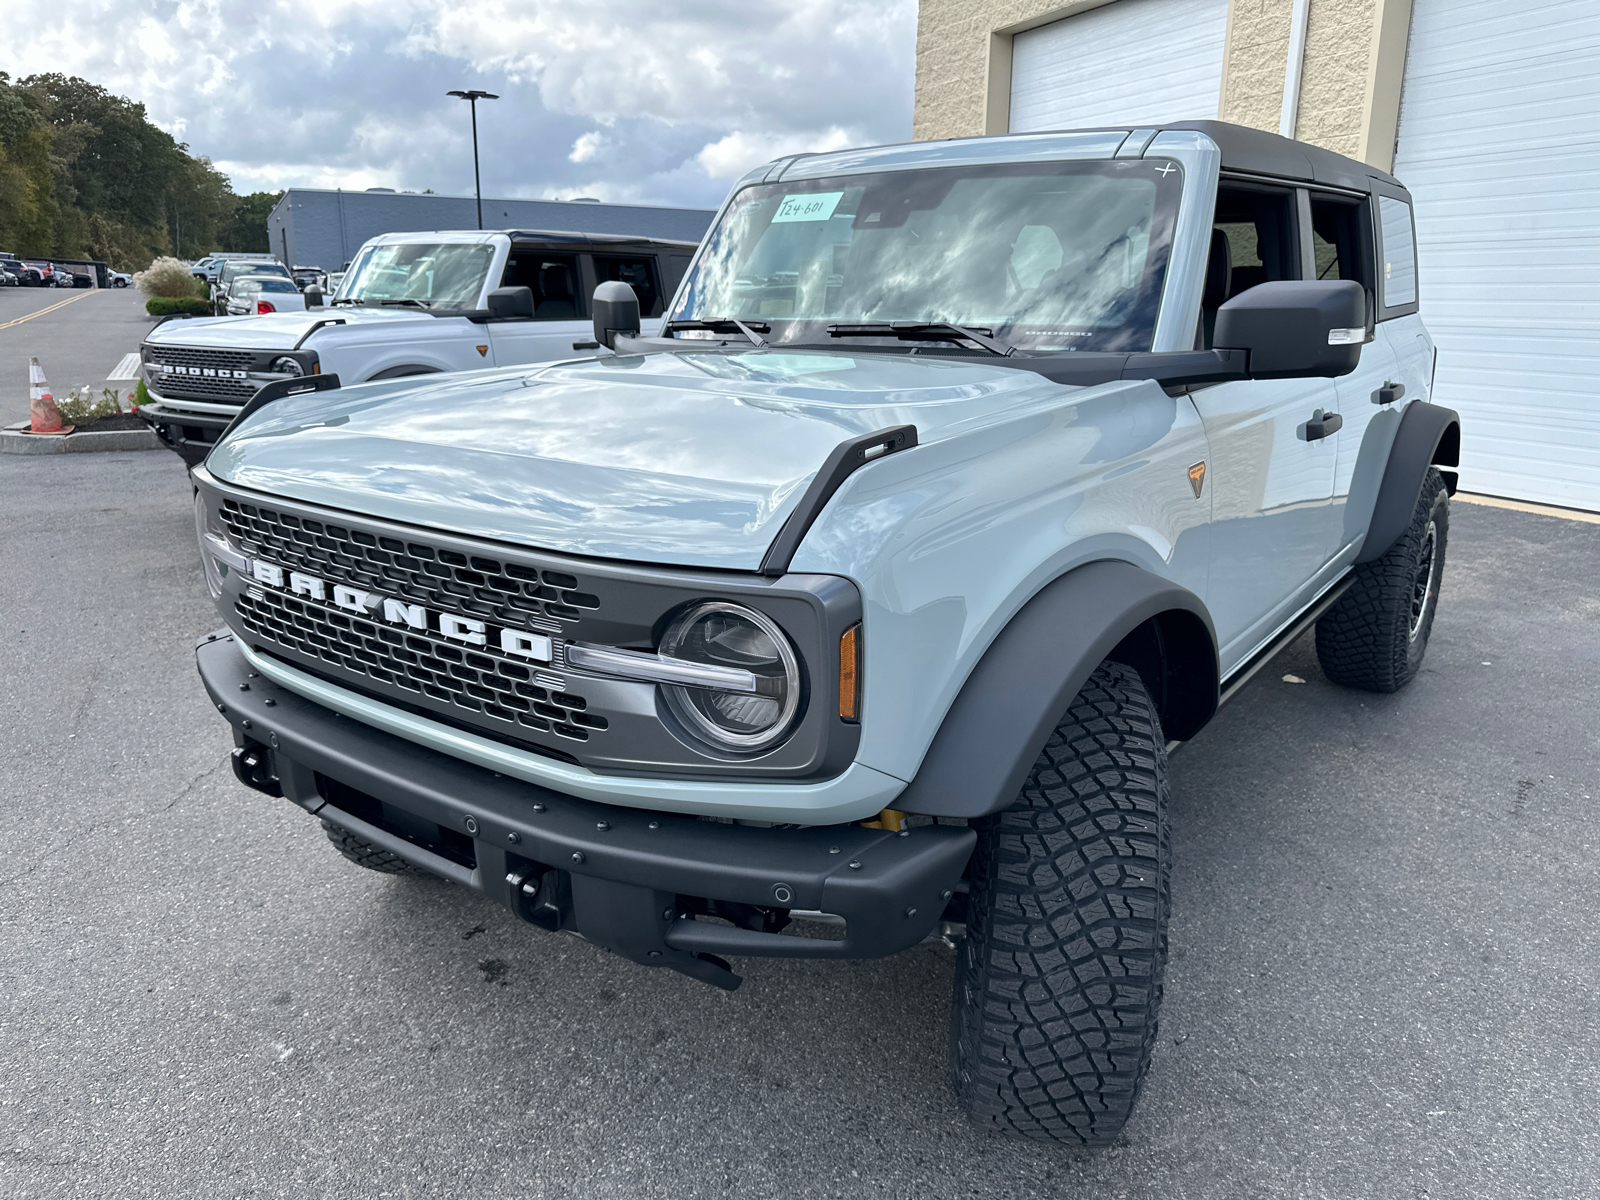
[225,275,307,315]
[140,230,696,463]
[68,271,92,288]
[185,120,1458,1148]
[195,253,276,285]
[291,266,327,292]
[0,258,19,286]
[22,261,59,286]
[324,270,345,293]
[212,259,293,315]
[108,270,132,288]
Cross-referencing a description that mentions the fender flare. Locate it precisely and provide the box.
[894,560,1219,819]
[1356,400,1461,564]
[367,364,444,381]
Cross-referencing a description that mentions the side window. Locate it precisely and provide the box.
[1202,186,1297,346]
[1377,195,1417,308]
[501,253,581,320]
[593,255,661,316]
[1309,194,1376,314]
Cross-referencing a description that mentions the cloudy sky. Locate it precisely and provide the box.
[0,0,916,210]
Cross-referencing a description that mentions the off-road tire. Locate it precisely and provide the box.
[322,820,426,875]
[950,660,1170,1147]
[1317,467,1449,693]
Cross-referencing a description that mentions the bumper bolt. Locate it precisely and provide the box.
[648,951,662,958]
[829,846,841,854]
[847,860,861,870]
[571,851,585,864]
[647,820,660,830]
[661,907,674,921]
[941,889,953,901]
[507,832,520,845]
[269,732,278,748]
[596,821,609,832]
[905,906,917,918]
[264,698,276,707]
[241,719,251,729]
[217,704,226,714]
[532,803,546,813]
[238,683,249,691]
[464,816,479,835]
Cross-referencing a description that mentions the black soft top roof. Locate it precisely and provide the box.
[500,230,700,250]
[1150,121,1400,194]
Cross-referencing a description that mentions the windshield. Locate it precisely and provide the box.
[673,159,1181,353]
[336,241,495,310]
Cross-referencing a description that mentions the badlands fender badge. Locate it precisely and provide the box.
[1188,461,1207,498]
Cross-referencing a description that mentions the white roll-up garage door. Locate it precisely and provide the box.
[1009,0,1230,133]
[1392,0,1600,510]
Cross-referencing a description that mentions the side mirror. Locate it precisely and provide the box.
[304,284,324,308]
[592,280,640,350]
[1213,280,1367,379]
[487,285,534,319]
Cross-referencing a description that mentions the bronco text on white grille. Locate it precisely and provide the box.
[248,558,553,662]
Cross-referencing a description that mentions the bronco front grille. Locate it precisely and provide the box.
[235,588,605,742]
[145,347,257,401]
[218,498,601,625]
[219,496,607,745]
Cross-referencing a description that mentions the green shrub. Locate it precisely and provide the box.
[134,255,200,298]
[134,378,151,408]
[146,296,212,316]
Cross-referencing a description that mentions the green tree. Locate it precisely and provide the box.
[215,190,285,254]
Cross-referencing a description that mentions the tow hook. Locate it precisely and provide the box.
[230,740,281,797]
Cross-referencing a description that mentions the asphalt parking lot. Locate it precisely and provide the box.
[2,297,1599,1198]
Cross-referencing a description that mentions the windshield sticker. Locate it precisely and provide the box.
[771,191,844,224]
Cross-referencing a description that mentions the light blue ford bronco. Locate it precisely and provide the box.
[191,121,1459,1146]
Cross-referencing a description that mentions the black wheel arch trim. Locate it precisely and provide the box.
[894,560,1218,819]
[1356,400,1460,565]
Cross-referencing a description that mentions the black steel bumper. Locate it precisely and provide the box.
[196,634,974,989]
[141,406,231,467]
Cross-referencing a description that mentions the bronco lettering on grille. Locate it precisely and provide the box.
[251,558,553,662]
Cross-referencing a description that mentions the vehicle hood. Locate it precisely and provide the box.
[206,349,1081,570]
[143,306,432,351]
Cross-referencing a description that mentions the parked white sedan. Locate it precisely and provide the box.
[224,275,308,316]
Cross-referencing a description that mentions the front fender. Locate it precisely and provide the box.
[894,560,1217,819]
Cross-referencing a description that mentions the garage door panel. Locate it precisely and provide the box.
[1009,0,1229,133]
[1394,0,1600,509]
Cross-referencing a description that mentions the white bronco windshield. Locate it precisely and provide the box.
[335,242,496,311]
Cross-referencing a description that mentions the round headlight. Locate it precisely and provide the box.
[269,356,304,377]
[660,602,802,752]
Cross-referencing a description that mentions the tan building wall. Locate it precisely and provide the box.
[913,0,1413,170]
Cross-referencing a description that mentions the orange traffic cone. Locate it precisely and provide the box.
[28,356,72,434]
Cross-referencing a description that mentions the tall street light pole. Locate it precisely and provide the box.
[447,89,499,229]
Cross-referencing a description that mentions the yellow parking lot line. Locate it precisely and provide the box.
[0,288,103,330]
[1456,492,1600,525]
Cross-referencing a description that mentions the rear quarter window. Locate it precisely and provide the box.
[1378,196,1417,308]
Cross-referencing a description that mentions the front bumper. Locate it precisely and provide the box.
[197,633,974,989]
[140,401,233,465]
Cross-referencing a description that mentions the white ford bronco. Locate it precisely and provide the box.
[140,229,697,464]
[189,122,1458,1146]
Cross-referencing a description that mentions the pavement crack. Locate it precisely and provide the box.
[0,758,229,890]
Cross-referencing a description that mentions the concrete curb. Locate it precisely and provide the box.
[1,420,161,455]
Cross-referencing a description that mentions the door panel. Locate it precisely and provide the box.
[1192,377,1342,668]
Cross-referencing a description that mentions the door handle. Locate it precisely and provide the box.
[1304,410,1343,441]
[1375,380,1406,405]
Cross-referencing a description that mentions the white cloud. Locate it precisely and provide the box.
[695,126,855,180]
[0,0,916,210]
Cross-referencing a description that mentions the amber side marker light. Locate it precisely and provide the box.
[839,623,861,721]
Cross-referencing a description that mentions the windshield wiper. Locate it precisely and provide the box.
[667,318,770,347]
[330,297,364,307]
[378,298,431,309]
[827,321,1014,356]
